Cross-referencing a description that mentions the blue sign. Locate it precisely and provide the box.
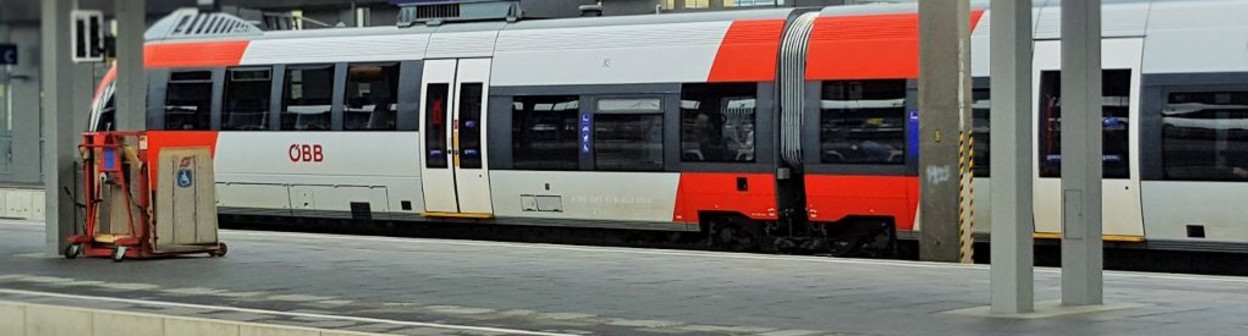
[580,113,592,154]
[907,110,920,159]
[0,44,15,65]
[176,169,194,189]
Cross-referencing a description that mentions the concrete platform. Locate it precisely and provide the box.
[2,220,1248,336]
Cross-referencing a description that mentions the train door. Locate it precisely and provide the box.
[418,58,494,216]
[1031,39,1145,238]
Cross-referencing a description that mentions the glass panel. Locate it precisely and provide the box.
[972,86,990,177]
[165,70,213,130]
[425,83,450,169]
[819,80,907,165]
[222,68,271,131]
[597,98,662,113]
[1037,69,1131,178]
[344,63,400,131]
[680,83,757,163]
[458,83,484,169]
[595,114,664,171]
[1163,91,1248,181]
[512,96,580,170]
[281,65,333,131]
[96,85,117,131]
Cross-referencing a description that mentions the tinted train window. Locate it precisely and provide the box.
[819,80,907,165]
[222,68,272,131]
[681,83,757,163]
[458,83,485,169]
[1038,70,1131,178]
[344,63,399,131]
[95,85,116,131]
[972,86,990,177]
[1163,91,1248,181]
[595,113,664,171]
[282,65,334,131]
[164,70,213,130]
[425,83,449,169]
[512,96,580,170]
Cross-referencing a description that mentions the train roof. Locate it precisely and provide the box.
[146,6,797,43]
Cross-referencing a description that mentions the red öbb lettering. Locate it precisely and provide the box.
[289,144,324,163]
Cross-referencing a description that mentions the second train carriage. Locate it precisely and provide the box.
[87,0,1248,254]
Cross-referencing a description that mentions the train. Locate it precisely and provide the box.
[86,0,1248,255]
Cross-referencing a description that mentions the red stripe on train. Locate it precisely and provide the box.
[805,175,918,231]
[708,19,786,83]
[806,11,984,81]
[145,40,250,68]
[673,172,778,224]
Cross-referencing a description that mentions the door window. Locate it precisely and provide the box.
[425,83,450,168]
[458,83,485,169]
[1038,69,1131,178]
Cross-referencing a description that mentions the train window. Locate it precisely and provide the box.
[458,83,485,169]
[1162,91,1248,181]
[425,83,450,169]
[819,80,907,165]
[281,65,334,131]
[93,84,116,131]
[1037,70,1131,178]
[972,86,990,177]
[344,63,400,131]
[512,96,580,170]
[164,71,213,130]
[222,68,272,131]
[680,83,756,163]
[595,113,664,171]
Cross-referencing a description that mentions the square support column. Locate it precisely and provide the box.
[1061,0,1104,306]
[42,0,77,256]
[114,0,147,131]
[918,0,972,262]
[989,0,1035,314]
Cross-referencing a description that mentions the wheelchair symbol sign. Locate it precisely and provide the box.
[176,169,194,188]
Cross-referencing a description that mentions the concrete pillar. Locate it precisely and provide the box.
[918,0,971,262]
[0,24,10,175]
[1061,0,1104,306]
[43,0,77,256]
[114,0,146,131]
[989,0,1035,314]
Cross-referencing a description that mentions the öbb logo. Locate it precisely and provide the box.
[289,144,324,163]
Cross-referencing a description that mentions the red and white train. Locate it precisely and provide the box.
[88,0,1248,254]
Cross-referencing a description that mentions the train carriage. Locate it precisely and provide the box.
[86,0,1248,255]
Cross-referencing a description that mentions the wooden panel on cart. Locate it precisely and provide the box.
[154,147,219,252]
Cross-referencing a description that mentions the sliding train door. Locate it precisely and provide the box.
[1031,39,1145,238]
[419,58,494,217]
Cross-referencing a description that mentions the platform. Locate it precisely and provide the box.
[2,220,1247,336]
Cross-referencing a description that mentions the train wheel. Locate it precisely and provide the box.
[712,221,760,252]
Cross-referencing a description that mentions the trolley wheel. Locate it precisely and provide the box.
[210,243,228,257]
[63,244,80,260]
[112,246,127,263]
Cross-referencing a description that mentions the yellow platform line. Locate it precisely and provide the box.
[421,212,494,219]
[1034,232,1145,243]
